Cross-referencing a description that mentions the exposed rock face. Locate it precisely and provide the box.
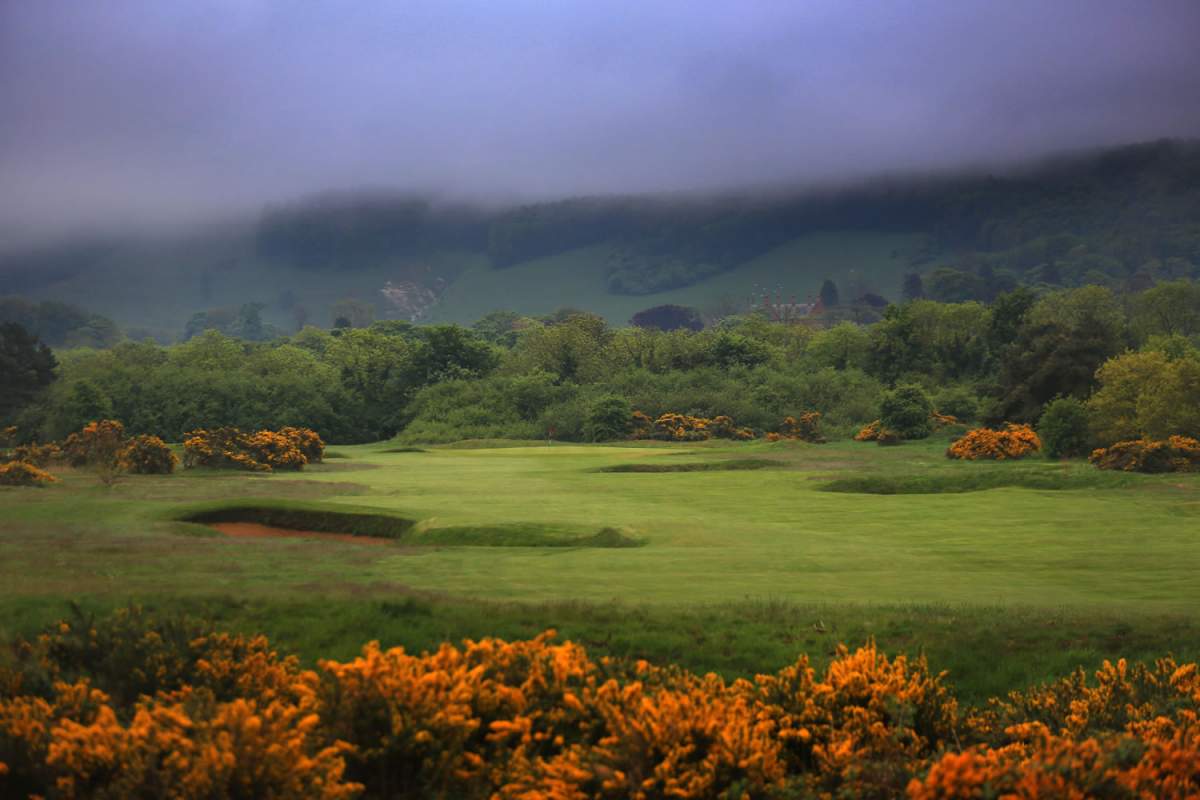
[380,277,444,321]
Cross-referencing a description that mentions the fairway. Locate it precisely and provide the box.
[3,437,1200,702]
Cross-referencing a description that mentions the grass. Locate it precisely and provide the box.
[2,437,1199,703]
[596,458,778,473]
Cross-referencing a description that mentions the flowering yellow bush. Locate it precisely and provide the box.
[774,411,825,443]
[117,435,178,475]
[1089,435,1200,473]
[183,427,310,472]
[947,423,1041,460]
[3,613,1199,799]
[855,419,884,441]
[0,461,57,487]
[279,426,325,463]
[6,443,61,467]
[630,411,754,441]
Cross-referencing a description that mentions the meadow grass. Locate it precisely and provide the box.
[2,437,1198,703]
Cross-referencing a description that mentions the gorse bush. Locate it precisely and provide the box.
[947,424,1041,460]
[0,461,57,487]
[279,426,325,463]
[183,427,310,472]
[1089,436,1200,473]
[2,611,1199,799]
[117,435,178,474]
[61,419,126,484]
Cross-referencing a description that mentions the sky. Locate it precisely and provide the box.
[2,0,1200,242]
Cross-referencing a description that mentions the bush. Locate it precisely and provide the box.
[1038,396,1092,459]
[0,460,57,486]
[61,419,126,484]
[947,424,1042,460]
[584,395,632,442]
[118,435,179,474]
[879,384,934,440]
[279,426,325,463]
[7,442,61,467]
[5,610,1200,800]
[1089,436,1200,473]
[183,427,308,472]
[247,430,307,471]
[932,386,980,422]
[778,412,825,443]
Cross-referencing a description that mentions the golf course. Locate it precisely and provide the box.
[4,435,1198,704]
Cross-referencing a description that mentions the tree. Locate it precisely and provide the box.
[630,304,704,332]
[0,322,57,421]
[1037,396,1092,458]
[585,395,632,442]
[901,272,925,301]
[819,280,840,308]
[1130,280,1200,342]
[330,298,376,329]
[879,384,934,439]
[926,267,986,303]
[1087,349,1200,444]
[991,287,1126,422]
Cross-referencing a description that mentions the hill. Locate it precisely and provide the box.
[3,139,1199,340]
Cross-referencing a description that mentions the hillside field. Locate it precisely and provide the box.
[13,229,918,338]
[3,436,1198,704]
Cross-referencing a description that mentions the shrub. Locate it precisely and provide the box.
[247,430,307,471]
[183,428,270,472]
[1089,436,1200,473]
[778,411,825,443]
[5,610,1200,799]
[855,419,883,441]
[279,426,325,463]
[7,442,61,467]
[0,461,57,486]
[61,419,126,484]
[876,428,904,446]
[879,384,934,440]
[947,424,1042,460]
[1038,396,1092,459]
[931,386,980,422]
[118,435,179,475]
[585,395,632,442]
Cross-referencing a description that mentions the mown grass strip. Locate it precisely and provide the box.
[597,458,778,473]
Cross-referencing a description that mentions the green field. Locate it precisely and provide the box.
[3,437,1199,703]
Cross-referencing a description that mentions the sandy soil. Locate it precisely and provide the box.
[208,522,390,545]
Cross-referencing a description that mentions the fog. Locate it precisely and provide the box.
[2,0,1200,242]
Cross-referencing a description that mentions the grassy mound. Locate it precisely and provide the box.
[414,524,644,548]
[820,469,1143,494]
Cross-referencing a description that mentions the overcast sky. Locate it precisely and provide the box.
[2,1,1200,241]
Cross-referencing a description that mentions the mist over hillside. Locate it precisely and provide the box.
[2,138,1199,342]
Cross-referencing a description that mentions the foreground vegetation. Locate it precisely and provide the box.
[2,607,1199,798]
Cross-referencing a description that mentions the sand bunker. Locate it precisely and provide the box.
[209,521,392,545]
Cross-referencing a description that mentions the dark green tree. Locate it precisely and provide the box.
[819,280,840,308]
[901,272,925,301]
[0,322,57,421]
[879,384,934,439]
